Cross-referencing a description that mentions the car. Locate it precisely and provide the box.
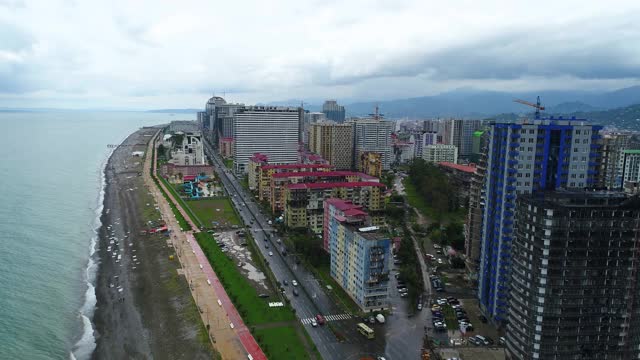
[268,251,273,256]
[499,336,506,345]
[398,288,408,293]
[283,280,288,286]
[436,298,447,305]
[293,289,299,296]
[311,319,318,327]
[316,314,326,325]
[417,303,423,311]
[276,238,281,243]
[400,292,409,298]
[292,280,298,286]
[475,335,490,345]
[468,337,481,346]
[376,357,387,360]
[258,293,269,298]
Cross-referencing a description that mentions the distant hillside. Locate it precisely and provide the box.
[487,103,640,131]
[341,86,640,118]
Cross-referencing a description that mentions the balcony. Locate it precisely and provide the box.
[590,143,601,149]
[511,133,521,139]
[507,168,517,174]
[509,142,519,148]
[506,185,516,192]
[509,151,520,157]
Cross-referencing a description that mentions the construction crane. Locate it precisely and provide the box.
[369,104,384,120]
[514,96,545,119]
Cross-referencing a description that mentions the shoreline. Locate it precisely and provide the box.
[89,127,212,359]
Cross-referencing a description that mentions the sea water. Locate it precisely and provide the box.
[0,111,187,359]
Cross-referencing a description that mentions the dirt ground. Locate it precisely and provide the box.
[213,230,269,292]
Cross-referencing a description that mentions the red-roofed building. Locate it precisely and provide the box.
[248,153,269,190]
[323,199,368,252]
[270,171,379,212]
[438,162,478,208]
[257,163,335,201]
[285,181,385,234]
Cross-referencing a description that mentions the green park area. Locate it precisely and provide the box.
[194,232,313,359]
[187,198,241,229]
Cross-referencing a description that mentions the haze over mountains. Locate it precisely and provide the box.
[276,85,640,118]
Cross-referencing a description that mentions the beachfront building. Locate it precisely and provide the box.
[422,144,458,164]
[325,198,391,312]
[233,106,300,174]
[507,191,640,360]
[285,181,385,234]
[167,131,206,166]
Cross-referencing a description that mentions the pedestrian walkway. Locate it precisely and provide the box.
[300,313,353,324]
[143,130,266,360]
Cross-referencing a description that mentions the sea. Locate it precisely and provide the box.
[0,111,189,360]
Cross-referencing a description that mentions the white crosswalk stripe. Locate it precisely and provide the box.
[300,314,352,325]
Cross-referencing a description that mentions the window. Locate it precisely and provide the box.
[576,130,581,135]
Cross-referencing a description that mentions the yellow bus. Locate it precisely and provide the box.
[357,323,375,339]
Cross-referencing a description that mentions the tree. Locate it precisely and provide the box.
[451,257,465,269]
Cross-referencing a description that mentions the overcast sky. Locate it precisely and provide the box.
[1,0,639,109]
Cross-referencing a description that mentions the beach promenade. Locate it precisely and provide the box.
[143,130,266,360]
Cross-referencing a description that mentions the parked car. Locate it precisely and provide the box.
[258,293,269,298]
[283,280,288,286]
[292,280,298,286]
[268,251,273,256]
[499,337,506,345]
[293,289,299,296]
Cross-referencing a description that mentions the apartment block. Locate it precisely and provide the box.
[270,171,378,213]
[248,153,269,191]
[423,144,458,164]
[359,152,383,178]
[233,106,300,174]
[285,181,385,234]
[353,119,394,171]
[257,163,334,202]
[325,199,391,312]
[309,121,354,170]
[479,118,603,323]
[507,191,640,360]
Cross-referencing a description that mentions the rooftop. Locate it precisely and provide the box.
[272,170,378,180]
[438,162,477,173]
[262,164,334,170]
[288,181,385,190]
[623,149,640,154]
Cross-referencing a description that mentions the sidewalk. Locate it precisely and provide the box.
[143,130,265,359]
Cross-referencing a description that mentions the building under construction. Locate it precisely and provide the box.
[507,190,640,359]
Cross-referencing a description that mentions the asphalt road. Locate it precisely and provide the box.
[203,141,438,360]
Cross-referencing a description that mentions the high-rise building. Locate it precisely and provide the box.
[479,118,603,323]
[599,132,633,189]
[309,121,354,170]
[411,131,437,160]
[233,106,300,174]
[621,149,640,187]
[465,151,486,283]
[446,119,483,159]
[422,144,458,164]
[322,100,346,123]
[325,199,391,312]
[507,191,640,360]
[352,119,394,171]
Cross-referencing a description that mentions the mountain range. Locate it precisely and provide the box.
[283,85,640,118]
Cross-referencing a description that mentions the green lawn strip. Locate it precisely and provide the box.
[194,232,295,325]
[311,263,361,316]
[152,175,192,231]
[442,305,459,330]
[224,158,233,169]
[159,176,203,228]
[254,326,310,360]
[187,198,241,228]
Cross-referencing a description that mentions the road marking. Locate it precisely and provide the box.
[300,313,353,324]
